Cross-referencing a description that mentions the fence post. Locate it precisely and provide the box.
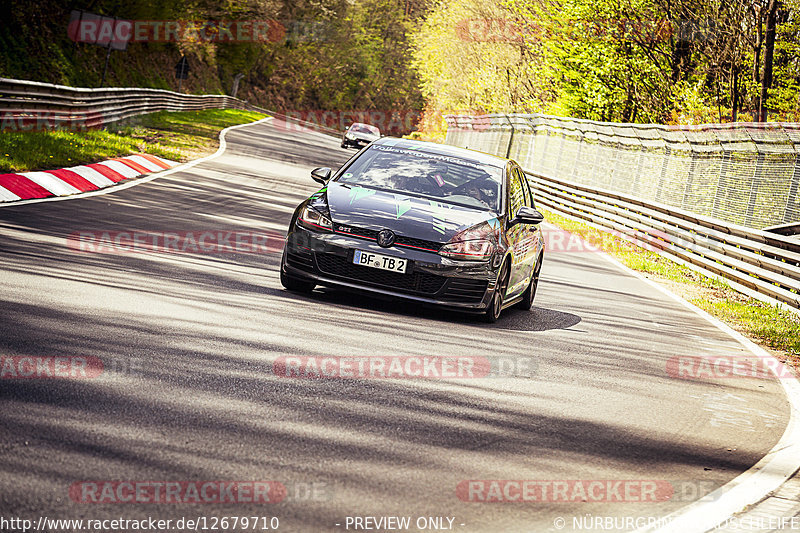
[505,114,515,159]
[682,150,698,209]
[572,130,584,181]
[611,139,624,190]
[655,146,671,203]
[712,151,731,219]
[554,127,565,175]
[631,148,644,197]
[540,126,551,174]
[745,152,765,227]
[591,130,603,186]
[785,153,800,223]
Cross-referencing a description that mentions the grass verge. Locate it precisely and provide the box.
[540,207,800,365]
[0,109,267,173]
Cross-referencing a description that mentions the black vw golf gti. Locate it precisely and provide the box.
[280,138,545,322]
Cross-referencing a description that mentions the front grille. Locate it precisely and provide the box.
[441,278,489,303]
[286,248,314,271]
[334,224,442,252]
[395,235,441,252]
[315,253,446,295]
[335,225,379,240]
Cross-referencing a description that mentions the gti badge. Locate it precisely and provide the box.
[377,229,396,248]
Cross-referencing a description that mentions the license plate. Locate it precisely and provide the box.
[353,250,407,273]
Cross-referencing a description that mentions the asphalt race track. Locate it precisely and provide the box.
[0,120,792,532]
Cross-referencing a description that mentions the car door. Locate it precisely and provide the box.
[518,167,542,283]
[507,165,541,297]
[505,165,529,296]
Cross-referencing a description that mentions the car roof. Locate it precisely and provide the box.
[371,137,509,168]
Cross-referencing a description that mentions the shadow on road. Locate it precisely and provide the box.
[0,120,783,531]
[286,287,582,332]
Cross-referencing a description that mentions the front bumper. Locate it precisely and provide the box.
[282,227,499,312]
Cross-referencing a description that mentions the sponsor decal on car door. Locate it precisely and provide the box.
[508,167,537,296]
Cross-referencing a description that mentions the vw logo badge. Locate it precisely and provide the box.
[377,229,396,248]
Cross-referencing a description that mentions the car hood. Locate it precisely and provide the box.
[326,182,497,243]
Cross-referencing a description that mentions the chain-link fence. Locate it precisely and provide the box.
[444,114,800,230]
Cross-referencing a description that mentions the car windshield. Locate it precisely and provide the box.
[349,123,380,135]
[337,145,503,211]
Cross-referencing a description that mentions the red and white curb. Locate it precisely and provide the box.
[0,117,273,207]
[0,154,178,202]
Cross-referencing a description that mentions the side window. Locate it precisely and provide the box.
[508,166,525,217]
[515,168,532,207]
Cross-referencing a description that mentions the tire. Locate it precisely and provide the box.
[340,142,348,149]
[484,261,510,323]
[516,255,542,310]
[280,266,316,293]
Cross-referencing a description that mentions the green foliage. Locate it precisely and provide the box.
[0,0,426,120]
[0,109,266,173]
[411,0,800,125]
[411,0,554,114]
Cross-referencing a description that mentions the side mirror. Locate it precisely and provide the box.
[511,206,544,227]
[311,167,331,185]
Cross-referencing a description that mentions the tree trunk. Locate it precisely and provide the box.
[731,64,739,122]
[759,0,780,122]
[753,3,764,87]
[671,38,691,83]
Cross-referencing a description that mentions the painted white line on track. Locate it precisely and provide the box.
[5,121,798,529]
[587,250,800,533]
[0,117,273,208]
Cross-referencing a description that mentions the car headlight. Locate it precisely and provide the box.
[345,133,356,140]
[439,240,494,260]
[297,205,333,232]
[439,221,498,261]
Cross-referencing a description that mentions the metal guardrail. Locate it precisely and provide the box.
[445,113,800,231]
[0,77,344,139]
[0,77,274,127]
[445,113,800,311]
[528,170,800,311]
[765,222,800,238]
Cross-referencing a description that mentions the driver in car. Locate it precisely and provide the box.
[466,182,491,209]
[428,161,450,188]
[403,161,449,195]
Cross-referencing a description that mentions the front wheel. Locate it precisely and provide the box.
[484,262,509,323]
[517,256,542,310]
[280,267,316,293]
